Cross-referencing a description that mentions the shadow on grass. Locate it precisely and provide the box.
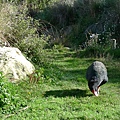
[44,89,92,98]
[44,62,87,82]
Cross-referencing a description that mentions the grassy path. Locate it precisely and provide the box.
[4,51,120,120]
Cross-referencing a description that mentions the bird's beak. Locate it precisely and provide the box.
[92,90,99,96]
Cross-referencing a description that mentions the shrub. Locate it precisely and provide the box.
[84,45,106,58]
[82,31,117,58]
[108,48,120,58]
[82,43,111,58]
[0,2,51,66]
[18,35,49,66]
[0,72,27,115]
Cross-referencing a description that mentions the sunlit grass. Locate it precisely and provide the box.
[2,51,120,120]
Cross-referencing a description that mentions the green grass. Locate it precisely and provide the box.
[1,51,120,120]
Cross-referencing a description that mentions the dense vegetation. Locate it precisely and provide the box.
[0,0,120,119]
[0,0,120,57]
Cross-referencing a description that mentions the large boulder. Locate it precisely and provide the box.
[0,47,35,82]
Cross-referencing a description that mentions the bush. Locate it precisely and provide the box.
[84,45,107,58]
[0,72,27,115]
[0,2,51,66]
[82,42,111,58]
[108,48,120,58]
[19,35,49,66]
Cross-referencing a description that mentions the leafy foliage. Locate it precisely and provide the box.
[0,72,27,115]
[0,0,119,60]
[0,2,51,66]
[84,32,112,58]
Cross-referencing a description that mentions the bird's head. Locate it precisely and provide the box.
[88,76,99,96]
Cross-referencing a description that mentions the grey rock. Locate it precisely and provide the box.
[0,47,35,82]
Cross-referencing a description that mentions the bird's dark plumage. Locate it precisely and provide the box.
[86,61,108,96]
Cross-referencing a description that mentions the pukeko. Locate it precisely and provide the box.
[86,61,108,96]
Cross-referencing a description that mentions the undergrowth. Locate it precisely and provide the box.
[0,72,27,118]
[1,49,120,120]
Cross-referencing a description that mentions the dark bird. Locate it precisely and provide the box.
[86,61,108,96]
